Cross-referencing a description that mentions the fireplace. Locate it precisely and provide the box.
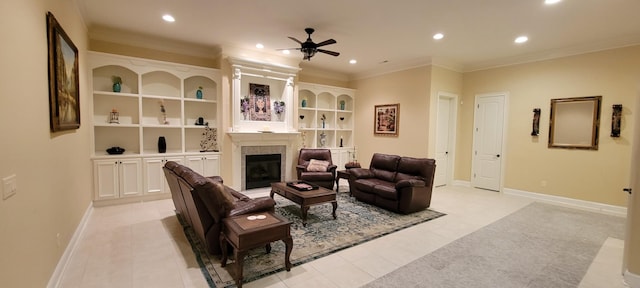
[240,145,287,190]
[245,154,281,189]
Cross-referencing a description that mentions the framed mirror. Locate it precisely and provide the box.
[548,96,602,150]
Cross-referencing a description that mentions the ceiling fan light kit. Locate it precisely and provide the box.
[283,28,340,61]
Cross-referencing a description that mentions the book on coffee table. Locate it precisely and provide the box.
[286,181,319,191]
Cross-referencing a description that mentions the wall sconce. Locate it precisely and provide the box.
[531,108,541,136]
[611,104,622,137]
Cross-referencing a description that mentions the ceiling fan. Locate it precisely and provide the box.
[283,28,340,61]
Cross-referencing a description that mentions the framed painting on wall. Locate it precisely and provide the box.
[249,83,271,121]
[374,103,399,136]
[47,12,80,132]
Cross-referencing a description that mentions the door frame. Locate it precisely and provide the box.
[470,92,509,192]
[436,91,458,186]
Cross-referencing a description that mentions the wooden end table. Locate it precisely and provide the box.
[270,182,337,227]
[335,170,350,191]
[220,212,292,288]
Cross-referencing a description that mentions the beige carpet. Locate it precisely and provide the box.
[363,202,625,288]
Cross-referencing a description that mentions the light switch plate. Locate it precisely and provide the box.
[3,174,17,200]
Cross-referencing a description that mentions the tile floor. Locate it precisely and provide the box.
[58,184,629,288]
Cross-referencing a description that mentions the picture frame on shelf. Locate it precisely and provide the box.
[374,103,399,136]
[47,12,80,132]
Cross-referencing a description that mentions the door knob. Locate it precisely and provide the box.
[623,188,632,195]
[496,154,501,158]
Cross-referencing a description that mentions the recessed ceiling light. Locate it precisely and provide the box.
[256,43,264,49]
[349,59,357,64]
[282,50,290,55]
[433,33,444,40]
[515,36,528,44]
[162,14,175,22]
[545,0,562,5]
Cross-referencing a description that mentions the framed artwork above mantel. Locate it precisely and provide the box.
[229,57,298,133]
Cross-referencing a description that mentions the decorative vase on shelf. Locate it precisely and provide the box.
[196,87,203,99]
[158,136,167,153]
[111,76,122,93]
[319,132,327,147]
[301,99,307,107]
[340,100,345,110]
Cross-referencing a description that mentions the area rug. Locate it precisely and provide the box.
[181,192,445,287]
[362,202,625,288]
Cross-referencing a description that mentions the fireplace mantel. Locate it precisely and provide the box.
[228,131,299,142]
[227,131,300,191]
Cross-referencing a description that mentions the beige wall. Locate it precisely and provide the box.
[428,66,464,158]
[0,0,91,287]
[458,46,640,206]
[351,67,432,167]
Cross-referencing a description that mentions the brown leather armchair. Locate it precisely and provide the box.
[296,148,337,190]
[163,161,275,255]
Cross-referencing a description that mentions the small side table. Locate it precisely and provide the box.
[336,170,350,191]
[220,212,293,288]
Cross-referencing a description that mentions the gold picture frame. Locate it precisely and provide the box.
[548,96,601,150]
[47,12,80,132]
[374,104,399,136]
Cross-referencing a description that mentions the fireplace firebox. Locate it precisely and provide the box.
[245,154,281,189]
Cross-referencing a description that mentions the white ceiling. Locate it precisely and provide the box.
[77,0,640,79]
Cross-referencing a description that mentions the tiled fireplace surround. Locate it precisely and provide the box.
[228,132,299,191]
[241,145,286,190]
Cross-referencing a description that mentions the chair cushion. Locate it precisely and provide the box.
[300,171,334,181]
[307,159,330,172]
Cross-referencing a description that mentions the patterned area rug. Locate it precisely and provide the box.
[181,192,445,287]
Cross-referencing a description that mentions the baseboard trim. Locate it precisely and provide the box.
[452,180,471,187]
[47,203,94,288]
[625,270,640,288]
[503,188,627,217]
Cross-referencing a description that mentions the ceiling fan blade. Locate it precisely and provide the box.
[317,49,340,57]
[288,37,303,44]
[276,48,301,51]
[315,39,336,47]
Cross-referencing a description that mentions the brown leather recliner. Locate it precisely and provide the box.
[296,148,337,190]
[348,153,436,214]
[163,161,275,255]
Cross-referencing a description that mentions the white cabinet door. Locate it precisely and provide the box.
[203,156,220,177]
[94,160,119,200]
[119,159,142,197]
[330,150,340,169]
[329,148,351,170]
[186,154,220,177]
[94,158,142,200]
[143,157,183,195]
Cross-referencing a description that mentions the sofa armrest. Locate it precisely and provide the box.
[207,176,224,183]
[327,164,338,173]
[226,186,251,201]
[395,179,426,189]
[229,196,276,216]
[349,168,375,179]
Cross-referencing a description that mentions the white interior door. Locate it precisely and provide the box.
[435,93,457,187]
[472,93,506,191]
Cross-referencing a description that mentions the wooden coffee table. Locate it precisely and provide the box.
[220,212,292,288]
[270,182,337,226]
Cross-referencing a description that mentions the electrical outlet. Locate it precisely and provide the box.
[2,174,17,200]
